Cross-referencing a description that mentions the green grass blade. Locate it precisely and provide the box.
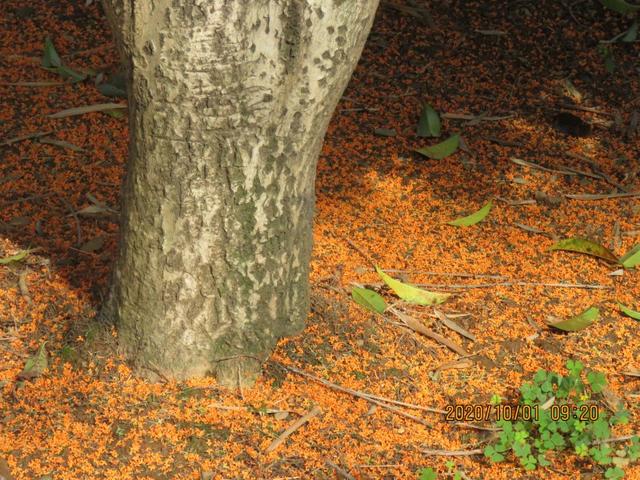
[619,244,640,268]
[618,302,640,320]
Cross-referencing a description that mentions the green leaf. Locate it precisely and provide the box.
[447,200,492,227]
[373,128,396,137]
[53,65,87,83]
[351,287,387,314]
[103,108,127,119]
[97,71,127,98]
[42,37,62,68]
[622,20,638,41]
[599,0,640,14]
[586,371,607,393]
[549,238,619,263]
[618,302,640,320]
[375,266,450,306]
[484,445,505,463]
[597,45,616,73]
[537,453,551,467]
[547,306,599,332]
[0,248,37,265]
[619,243,640,268]
[605,467,625,480]
[59,345,79,364]
[18,342,48,379]
[417,104,441,137]
[566,359,584,376]
[415,134,459,160]
[418,467,437,480]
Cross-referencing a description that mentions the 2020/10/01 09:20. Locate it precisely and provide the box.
[443,404,600,422]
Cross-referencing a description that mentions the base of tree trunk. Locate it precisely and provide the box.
[101,286,307,387]
[99,0,380,387]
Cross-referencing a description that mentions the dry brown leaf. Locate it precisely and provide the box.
[0,457,15,480]
[274,411,289,421]
[602,387,625,413]
[435,358,473,371]
[18,270,31,304]
[80,236,106,253]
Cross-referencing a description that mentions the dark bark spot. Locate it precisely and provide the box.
[143,41,155,56]
[280,1,303,69]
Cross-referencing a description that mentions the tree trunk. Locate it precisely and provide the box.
[100,0,379,386]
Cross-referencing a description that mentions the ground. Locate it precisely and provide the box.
[0,1,639,479]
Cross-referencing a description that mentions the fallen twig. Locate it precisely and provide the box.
[483,136,525,147]
[0,192,55,208]
[39,137,84,152]
[391,307,468,356]
[612,221,621,251]
[326,461,355,480]
[511,157,576,176]
[565,192,640,200]
[589,434,639,446]
[278,363,445,417]
[434,309,475,341]
[564,152,628,192]
[421,448,484,456]
[66,44,110,58]
[340,107,379,113]
[372,268,507,280]
[554,102,613,117]
[265,406,322,453]
[496,197,537,206]
[49,103,127,118]
[365,280,611,290]
[59,196,83,245]
[1,131,53,146]
[0,81,65,87]
[514,223,555,238]
[382,1,434,26]
[207,403,288,415]
[454,421,501,431]
[442,112,515,122]
[343,237,377,268]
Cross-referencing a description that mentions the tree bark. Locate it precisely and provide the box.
[100,0,379,386]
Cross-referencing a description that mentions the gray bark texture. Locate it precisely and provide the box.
[100,0,379,386]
